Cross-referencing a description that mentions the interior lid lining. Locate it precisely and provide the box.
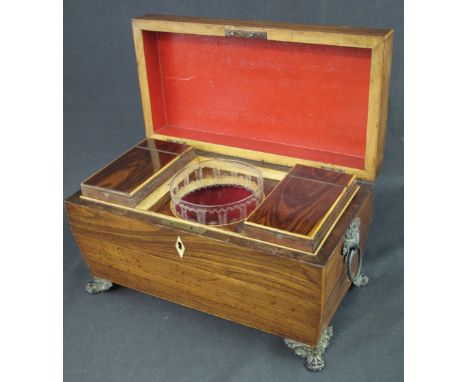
[142,31,372,171]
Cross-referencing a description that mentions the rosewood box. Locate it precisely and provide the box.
[65,14,393,372]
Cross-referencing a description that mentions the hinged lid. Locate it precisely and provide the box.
[132,14,393,181]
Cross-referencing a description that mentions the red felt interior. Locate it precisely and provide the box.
[142,31,372,169]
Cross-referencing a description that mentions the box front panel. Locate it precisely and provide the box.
[67,200,324,345]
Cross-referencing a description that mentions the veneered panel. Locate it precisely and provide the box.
[289,165,354,186]
[80,139,195,207]
[76,236,321,345]
[83,147,177,194]
[248,177,345,235]
[246,165,357,240]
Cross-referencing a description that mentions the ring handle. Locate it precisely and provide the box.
[342,217,369,287]
[344,245,363,284]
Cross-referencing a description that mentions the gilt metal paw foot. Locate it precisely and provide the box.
[85,277,113,294]
[284,325,334,372]
[353,272,369,287]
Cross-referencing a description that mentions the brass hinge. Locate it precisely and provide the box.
[225,29,267,40]
[320,165,344,173]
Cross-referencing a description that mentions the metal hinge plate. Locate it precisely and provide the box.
[225,29,267,39]
[320,165,345,173]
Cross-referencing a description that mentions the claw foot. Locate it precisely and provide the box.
[284,325,334,371]
[305,351,325,371]
[85,277,113,294]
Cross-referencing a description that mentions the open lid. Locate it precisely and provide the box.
[132,14,393,181]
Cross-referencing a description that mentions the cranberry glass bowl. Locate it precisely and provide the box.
[169,159,264,225]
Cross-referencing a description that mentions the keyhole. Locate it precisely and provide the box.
[175,236,185,258]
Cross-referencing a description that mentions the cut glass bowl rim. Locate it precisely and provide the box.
[169,158,264,209]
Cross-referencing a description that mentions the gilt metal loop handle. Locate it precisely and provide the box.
[342,218,369,287]
[344,244,363,284]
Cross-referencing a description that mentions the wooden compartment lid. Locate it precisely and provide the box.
[80,139,194,207]
[245,165,359,252]
[132,14,394,181]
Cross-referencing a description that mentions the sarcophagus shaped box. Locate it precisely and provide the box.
[65,14,393,371]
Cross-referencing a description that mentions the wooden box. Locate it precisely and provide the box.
[65,14,393,371]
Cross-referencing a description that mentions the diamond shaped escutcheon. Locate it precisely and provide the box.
[175,236,185,258]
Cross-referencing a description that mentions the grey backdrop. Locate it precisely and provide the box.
[64,1,403,381]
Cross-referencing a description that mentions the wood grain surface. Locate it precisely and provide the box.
[133,14,392,37]
[66,183,374,346]
[318,189,374,333]
[323,192,373,301]
[76,235,322,344]
[245,165,358,252]
[289,165,354,186]
[81,139,194,207]
[83,147,177,194]
[74,182,373,263]
[320,230,370,333]
[145,173,358,254]
[247,179,342,234]
[67,199,324,345]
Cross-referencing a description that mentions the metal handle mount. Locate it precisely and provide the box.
[342,218,369,287]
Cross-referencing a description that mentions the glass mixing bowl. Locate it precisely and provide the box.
[169,159,264,225]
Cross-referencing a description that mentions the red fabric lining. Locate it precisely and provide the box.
[142,31,371,169]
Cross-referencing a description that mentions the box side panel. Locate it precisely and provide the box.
[320,232,369,333]
[323,189,374,300]
[319,188,374,331]
[66,199,324,345]
[376,32,394,173]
